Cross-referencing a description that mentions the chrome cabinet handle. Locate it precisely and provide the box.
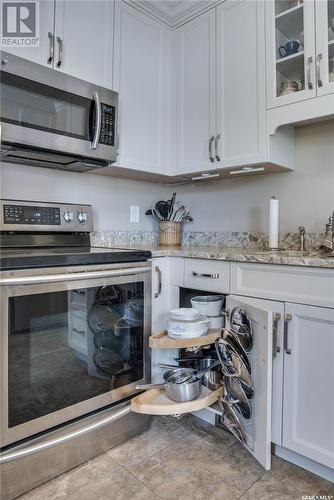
[284,313,292,355]
[306,56,313,89]
[192,271,219,279]
[56,36,63,68]
[0,404,131,464]
[215,134,221,162]
[47,32,54,65]
[90,91,102,150]
[316,53,323,87]
[272,312,281,358]
[154,265,162,298]
[209,136,215,163]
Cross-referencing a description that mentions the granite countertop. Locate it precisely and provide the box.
[93,243,334,268]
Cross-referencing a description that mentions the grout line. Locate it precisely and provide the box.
[236,470,268,499]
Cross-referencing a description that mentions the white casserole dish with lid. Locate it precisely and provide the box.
[167,314,209,339]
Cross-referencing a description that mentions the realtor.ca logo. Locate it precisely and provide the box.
[1,0,39,47]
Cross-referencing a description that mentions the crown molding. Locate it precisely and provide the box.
[127,0,220,28]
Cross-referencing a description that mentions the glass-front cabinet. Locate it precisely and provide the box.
[266,0,334,108]
[315,0,334,96]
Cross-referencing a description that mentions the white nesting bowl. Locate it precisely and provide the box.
[167,314,209,339]
[191,295,224,317]
[170,307,200,321]
[207,315,225,330]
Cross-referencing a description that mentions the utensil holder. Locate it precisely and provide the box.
[159,221,182,246]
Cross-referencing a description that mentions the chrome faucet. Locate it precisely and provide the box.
[321,214,334,252]
[298,226,306,252]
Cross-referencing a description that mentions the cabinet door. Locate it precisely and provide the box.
[113,2,170,174]
[3,1,55,66]
[226,295,273,470]
[174,10,216,175]
[151,258,179,382]
[266,0,317,109]
[282,303,334,470]
[54,0,113,87]
[315,0,334,97]
[216,0,266,168]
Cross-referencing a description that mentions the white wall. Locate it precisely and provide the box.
[177,120,334,233]
[1,120,333,234]
[0,163,166,231]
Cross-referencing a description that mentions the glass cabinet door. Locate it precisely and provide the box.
[266,0,316,108]
[315,0,334,96]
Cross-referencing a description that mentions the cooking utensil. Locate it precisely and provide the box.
[173,356,222,390]
[174,360,220,384]
[222,330,251,373]
[215,338,254,397]
[135,367,202,402]
[230,307,254,351]
[155,200,169,220]
[93,347,124,377]
[168,192,176,220]
[167,313,209,339]
[224,376,252,419]
[218,397,248,446]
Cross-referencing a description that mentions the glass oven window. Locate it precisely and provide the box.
[8,282,144,428]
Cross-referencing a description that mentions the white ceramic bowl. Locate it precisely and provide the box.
[170,308,200,321]
[207,315,225,330]
[191,295,224,317]
[167,314,209,339]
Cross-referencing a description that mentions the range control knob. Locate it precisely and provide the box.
[63,211,74,222]
[77,211,88,223]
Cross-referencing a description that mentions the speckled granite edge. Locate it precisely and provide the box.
[90,230,333,268]
[91,230,324,251]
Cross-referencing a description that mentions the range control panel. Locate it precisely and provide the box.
[0,200,93,232]
[99,103,115,146]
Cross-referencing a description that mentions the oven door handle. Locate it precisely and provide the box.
[0,266,150,286]
[0,404,131,464]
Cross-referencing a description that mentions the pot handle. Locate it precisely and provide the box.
[135,383,166,390]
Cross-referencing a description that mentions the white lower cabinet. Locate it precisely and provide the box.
[282,303,334,470]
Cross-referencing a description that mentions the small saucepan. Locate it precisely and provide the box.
[135,362,219,403]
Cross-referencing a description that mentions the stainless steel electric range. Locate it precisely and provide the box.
[0,199,152,500]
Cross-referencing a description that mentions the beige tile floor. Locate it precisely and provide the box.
[20,415,334,500]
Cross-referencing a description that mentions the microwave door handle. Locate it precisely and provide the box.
[90,91,102,150]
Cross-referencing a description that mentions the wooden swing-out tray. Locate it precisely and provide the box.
[131,386,223,415]
[148,330,221,349]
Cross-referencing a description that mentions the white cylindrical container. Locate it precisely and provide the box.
[269,196,279,249]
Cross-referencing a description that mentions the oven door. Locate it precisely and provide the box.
[0,52,118,164]
[0,263,151,447]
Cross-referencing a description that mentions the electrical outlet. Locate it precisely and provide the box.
[130,205,139,223]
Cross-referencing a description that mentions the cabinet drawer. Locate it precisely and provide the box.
[230,263,334,308]
[184,259,229,293]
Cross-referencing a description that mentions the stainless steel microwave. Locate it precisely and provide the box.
[0,51,118,172]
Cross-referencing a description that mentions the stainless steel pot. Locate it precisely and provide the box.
[135,368,202,403]
[174,357,223,390]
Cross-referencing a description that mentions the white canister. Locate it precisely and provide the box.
[207,315,225,330]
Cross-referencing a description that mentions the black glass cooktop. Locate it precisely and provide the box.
[0,246,151,270]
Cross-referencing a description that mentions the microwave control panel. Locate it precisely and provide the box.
[99,104,115,146]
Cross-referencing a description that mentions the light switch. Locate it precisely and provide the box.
[130,205,139,223]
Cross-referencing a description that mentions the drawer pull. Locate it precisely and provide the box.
[192,272,219,279]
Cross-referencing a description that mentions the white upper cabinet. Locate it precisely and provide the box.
[113,1,172,174]
[215,0,266,169]
[54,1,114,87]
[173,10,216,175]
[315,0,334,97]
[266,0,334,131]
[3,1,55,66]
[266,0,317,108]
[282,304,334,470]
